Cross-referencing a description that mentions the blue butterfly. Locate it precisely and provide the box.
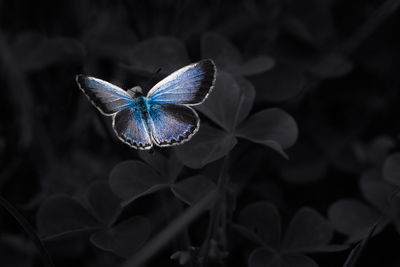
[76,59,217,149]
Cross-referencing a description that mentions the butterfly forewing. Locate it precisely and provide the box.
[147,59,216,105]
[76,75,134,115]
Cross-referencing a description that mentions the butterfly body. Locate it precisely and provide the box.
[76,59,216,149]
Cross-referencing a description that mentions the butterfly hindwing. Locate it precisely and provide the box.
[76,75,134,115]
[112,106,153,149]
[147,59,216,105]
[147,103,199,146]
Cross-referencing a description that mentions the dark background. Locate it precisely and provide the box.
[1,0,400,266]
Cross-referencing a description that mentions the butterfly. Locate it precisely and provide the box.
[76,59,217,149]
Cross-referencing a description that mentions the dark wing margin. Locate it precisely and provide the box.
[112,108,153,149]
[76,75,134,115]
[146,59,216,105]
[147,103,200,147]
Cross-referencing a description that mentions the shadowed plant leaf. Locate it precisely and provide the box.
[283,207,333,252]
[176,72,297,168]
[109,160,170,206]
[240,202,344,267]
[239,202,281,249]
[279,142,327,183]
[360,177,396,212]
[236,108,298,154]
[87,182,121,226]
[202,32,274,76]
[202,32,241,68]
[365,136,396,165]
[174,124,237,169]
[196,72,255,132]
[249,248,319,267]
[231,57,275,76]
[383,153,400,186]
[342,223,378,267]
[328,199,383,243]
[37,182,151,258]
[171,175,216,206]
[309,52,353,79]
[37,195,100,239]
[91,216,151,258]
[138,151,183,180]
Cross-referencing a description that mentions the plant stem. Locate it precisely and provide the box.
[340,0,400,55]
[0,195,54,267]
[199,155,230,266]
[121,189,218,267]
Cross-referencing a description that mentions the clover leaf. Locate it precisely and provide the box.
[175,72,298,168]
[383,153,400,186]
[235,202,344,267]
[36,181,151,258]
[109,152,216,207]
[201,32,275,76]
[329,171,399,242]
[328,199,382,243]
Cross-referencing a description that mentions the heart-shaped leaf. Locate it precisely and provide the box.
[236,108,298,155]
[171,175,216,205]
[109,160,170,206]
[328,199,383,242]
[90,216,151,258]
[201,32,242,69]
[230,56,275,76]
[201,32,274,76]
[174,124,237,169]
[37,195,100,239]
[383,153,400,186]
[283,207,333,252]
[249,248,319,267]
[239,202,281,249]
[87,182,121,226]
[197,72,255,132]
[360,177,396,213]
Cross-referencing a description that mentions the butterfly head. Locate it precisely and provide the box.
[127,86,144,98]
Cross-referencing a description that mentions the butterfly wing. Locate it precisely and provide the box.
[146,59,216,105]
[76,75,134,115]
[112,107,153,149]
[147,103,199,146]
[76,75,152,149]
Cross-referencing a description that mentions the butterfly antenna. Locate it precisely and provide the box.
[143,68,162,91]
